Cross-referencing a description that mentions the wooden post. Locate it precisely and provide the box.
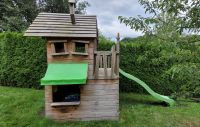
[116,33,120,52]
[95,54,100,78]
[111,46,116,78]
[116,33,120,75]
[103,53,108,77]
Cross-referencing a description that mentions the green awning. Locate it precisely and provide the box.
[41,63,88,86]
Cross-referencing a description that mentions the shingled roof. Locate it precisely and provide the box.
[24,13,98,38]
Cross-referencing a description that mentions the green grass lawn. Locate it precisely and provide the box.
[0,86,200,127]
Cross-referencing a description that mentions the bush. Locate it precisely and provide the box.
[99,35,200,98]
[0,33,46,89]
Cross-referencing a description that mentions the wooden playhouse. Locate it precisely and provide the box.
[24,0,120,121]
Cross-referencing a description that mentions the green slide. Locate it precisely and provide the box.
[119,69,175,106]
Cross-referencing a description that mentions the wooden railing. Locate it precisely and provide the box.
[94,45,119,79]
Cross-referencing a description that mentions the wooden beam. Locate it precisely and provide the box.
[72,40,90,44]
[111,46,116,78]
[51,102,80,107]
[24,33,97,38]
[95,54,100,78]
[103,53,108,77]
[49,40,68,43]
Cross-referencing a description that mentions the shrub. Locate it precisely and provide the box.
[98,35,200,98]
[120,36,200,97]
[0,33,46,89]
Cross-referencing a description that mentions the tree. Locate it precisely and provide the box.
[0,0,90,32]
[0,0,38,32]
[119,0,200,39]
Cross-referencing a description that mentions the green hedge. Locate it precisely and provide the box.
[99,35,200,98]
[0,33,46,89]
[0,33,200,98]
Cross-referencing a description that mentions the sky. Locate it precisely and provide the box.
[84,0,146,40]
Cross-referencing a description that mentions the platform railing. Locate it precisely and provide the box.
[94,45,119,79]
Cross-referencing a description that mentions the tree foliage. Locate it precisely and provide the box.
[0,0,90,32]
[119,0,200,37]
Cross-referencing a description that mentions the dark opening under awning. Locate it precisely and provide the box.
[41,63,88,86]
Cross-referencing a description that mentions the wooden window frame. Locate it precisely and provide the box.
[51,85,81,107]
[71,40,89,56]
[49,40,69,56]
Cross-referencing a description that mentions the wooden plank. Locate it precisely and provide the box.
[111,46,116,78]
[71,52,89,56]
[81,90,118,96]
[90,75,119,80]
[28,27,96,31]
[30,24,97,28]
[37,16,96,20]
[47,54,94,61]
[51,52,69,56]
[103,53,108,77]
[24,33,97,38]
[26,30,96,34]
[45,86,53,104]
[81,88,119,94]
[32,22,96,25]
[38,13,96,17]
[95,51,111,55]
[47,59,94,65]
[99,68,110,77]
[34,19,96,23]
[85,44,89,54]
[35,17,97,21]
[72,40,90,44]
[87,79,119,85]
[49,40,68,43]
[51,102,80,107]
[107,55,111,68]
[99,55,103,68]
[95,54,100,78]
[116,54,119,75]
[49,100,118,109]
[81,85,118,91]
[50,43,55,53]
[48,57,93,62]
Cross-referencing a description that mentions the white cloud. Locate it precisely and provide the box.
[83,0,145,39]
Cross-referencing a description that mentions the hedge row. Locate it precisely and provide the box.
[0,33,200,98]
[99,35,200,98]
[0,33,46,89]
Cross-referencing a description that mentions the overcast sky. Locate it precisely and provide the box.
[84,0,146,39]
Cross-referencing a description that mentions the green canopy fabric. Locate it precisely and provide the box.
[41,63,88,86]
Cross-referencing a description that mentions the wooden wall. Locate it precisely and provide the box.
[45,37,119,121]
[46,38,95,78]
[45,79,119,121]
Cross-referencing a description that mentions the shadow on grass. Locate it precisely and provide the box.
[120,94,168,107]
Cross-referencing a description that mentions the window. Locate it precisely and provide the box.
[55,43,65,53]
[49,40,69,56]
[51,85,80,106]
[72,40,89,56]
[75,43,86,53]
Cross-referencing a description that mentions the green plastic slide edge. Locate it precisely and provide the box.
[119,69,175,106]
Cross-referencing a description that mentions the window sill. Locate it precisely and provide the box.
[71,52,89,56]
[51,52,69,56]
[51,102,80,107]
